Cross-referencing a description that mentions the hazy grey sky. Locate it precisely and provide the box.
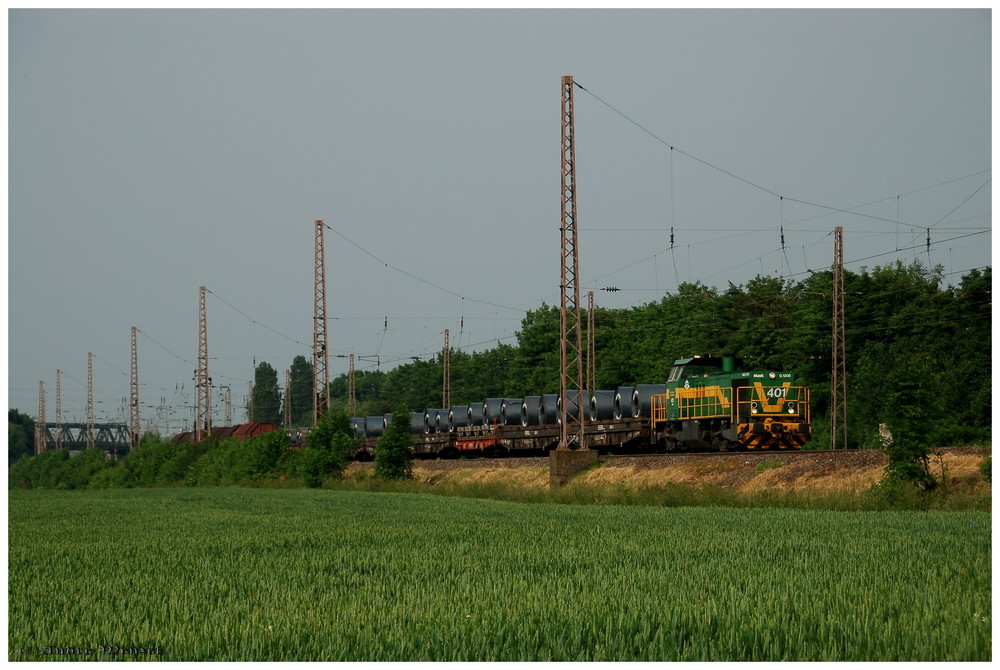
[8,9,991,432]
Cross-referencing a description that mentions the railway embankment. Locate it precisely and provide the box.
[346,446,991,496]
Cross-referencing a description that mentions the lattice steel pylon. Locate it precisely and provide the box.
[586,291,596,395]
[442,329,451,410]
[55,369,62,450]
[130,326,140,447]
[224,386,233,427]
[348,354,356,417]
[195,286,212,441]
[284,369,292,429]
[313,220,330,426]
[86,352,96,448]
[558,75,587,450]
[36,381,46,454]
[831,226,848,449]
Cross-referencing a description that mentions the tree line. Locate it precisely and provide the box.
[320,262,989,450]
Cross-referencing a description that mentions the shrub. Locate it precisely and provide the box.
[301,411,354,487]
[374,408,414,480]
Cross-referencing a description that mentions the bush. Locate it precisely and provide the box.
[237,429,289,481]
[374,408,414,480]
[301,412,354,488]
[880,362,939,491]
[9,449,69,489]
[980,455,991,483]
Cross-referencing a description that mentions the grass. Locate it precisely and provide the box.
[334,465,991,512]
[8,487,991,662]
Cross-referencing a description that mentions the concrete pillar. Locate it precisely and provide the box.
[549,448,599,487]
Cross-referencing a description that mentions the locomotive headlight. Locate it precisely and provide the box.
[751,401,759,415]
[787,402,796,415]
[769,372,776,379]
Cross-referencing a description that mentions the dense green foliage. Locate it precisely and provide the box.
[323,263,990,450]
[251,361,282,424]
[302,411,354,487]
[373,408,414,480]
[8,488,991,661]
[288,355,314,427]
[7,415,363,492]
[8,409,35,465]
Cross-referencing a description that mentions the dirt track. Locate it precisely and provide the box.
[350,446,991,493]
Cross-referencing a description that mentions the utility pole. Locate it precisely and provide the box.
[55,369,62,450]
[130,326,140,448]
[36,381,46,454]
[558,75,586,451]
[86,352,95,448]
[284,369,292,428]
[442,329,451,410]
[348,354,356,417]
[587,291,596,395]
[195,286,211,441]
[224,386,233,427]
[247,381,253,422]
[313,220,330,426]
[832,226,848,449]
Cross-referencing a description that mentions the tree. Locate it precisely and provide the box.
[288,355,314,427]
[302,410,353,487]
[9,409,35,465]
[252,362,282,425]
[374,407,414,480]
[879,359,939,491]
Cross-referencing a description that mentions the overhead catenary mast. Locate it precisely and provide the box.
[313,220,330,426]
[831,227,847,449]
[86,352,95,448]
[587,291,596,395]
[442,329,451,411]
[55,369,62,450]
[558,74,587,451]
[348,354,356,418]
[130,326,140,448]
[284,369,292,429]
[36,381,46,454]
[195,286,211,441]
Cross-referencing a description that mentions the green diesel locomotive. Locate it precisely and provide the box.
[650,356,811,451]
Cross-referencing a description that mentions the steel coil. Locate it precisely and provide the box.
[590,390,616,420]
[520,396,542,426]
[539,394,559,425]
[614,386,635,420]
[632,384,667,418]
[467,402,486,426]
[449,406,469,430]
[501,398,523,425]
[483,398,504,425]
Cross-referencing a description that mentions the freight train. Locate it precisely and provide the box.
[343,355,811,460]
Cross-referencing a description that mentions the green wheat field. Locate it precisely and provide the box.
[8,488,991,661]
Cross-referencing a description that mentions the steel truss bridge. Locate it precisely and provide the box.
[38,423,131,453]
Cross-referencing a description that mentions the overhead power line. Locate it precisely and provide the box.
[321,222,526,314]
[577,82,990,232]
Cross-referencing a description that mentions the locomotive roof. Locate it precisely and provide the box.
[671,356,743,366]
